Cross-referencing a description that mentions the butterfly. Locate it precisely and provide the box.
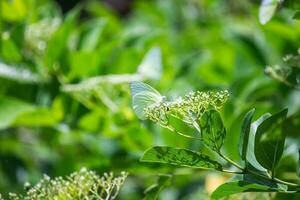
[130,81,166,120]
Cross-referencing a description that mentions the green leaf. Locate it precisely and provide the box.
[283,111,300,137]
[259,0,281,25]
[285,0,300,11]
[211,180,268,200]
[211,174,287,200]
[254,108,288,171]
[297,149,300,177]
[68,51,101,80]
[0,96,63,128]
[0,96,34,129]
[1,0,28,22]
[246,113,271,172]
[293,10,300,19]
[44,7,80,69]
[140,146,223,170]
[199,110,226,152]
[13,98,64,127]
[13,108,57,126]
[144,174,171,200]
[79,19,106,51]
[1,33,22,62]
[239,108,255,161]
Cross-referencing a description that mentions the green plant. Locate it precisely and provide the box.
[1,0,300,199]
[131,81,300,199]
[265,48,300,90]
[2,168,128,200]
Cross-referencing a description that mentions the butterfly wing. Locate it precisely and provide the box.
[130,82,163,120]
[132,91,163,120]
[138,47,162,80]
[130,81,161,97]
[259,0,281,25]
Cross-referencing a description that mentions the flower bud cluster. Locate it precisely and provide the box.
[145,90,229,126]
[6,168,128,200]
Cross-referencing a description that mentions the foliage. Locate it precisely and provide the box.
[265,48,300,90]
[141,146,223,170]
[211,174,286,199]
[131,82,300,199]
[1,0,300,199]
[143,174,171,200]
[3,168,127,200]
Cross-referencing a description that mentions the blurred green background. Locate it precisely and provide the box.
[1,0,300,199]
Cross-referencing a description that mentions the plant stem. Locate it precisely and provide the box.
[163,125,203,141]
[271,163,275,180]
[247,169,299,187]
[164,128,300,188]
[218,152,243,171]
[278,190,299,194]
[218,151,300,188]
[274,178,299,187]
[221,169,243,174]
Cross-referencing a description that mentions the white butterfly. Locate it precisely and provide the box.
[130,81,166,120]
[259,0,283,25]
[137,47,162,80]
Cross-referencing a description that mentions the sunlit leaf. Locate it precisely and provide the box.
[68,51,101,80]
[254,109,288,171]
[1,33,22,62]
[199,110,226,152]
[13,108,59,127]
[0,96,34,129]
[246,113,270,172]
[13,98,64,127]
[0,96,64,128]
[211,174,287,200]
[141,146,223,170]
[1,0,28,22]
[239,108,255,161]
